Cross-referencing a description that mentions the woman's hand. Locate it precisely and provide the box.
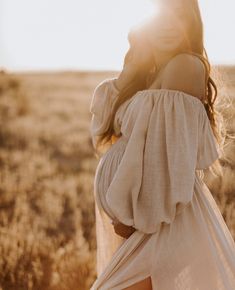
[111,218,136,239]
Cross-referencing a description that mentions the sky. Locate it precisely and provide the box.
[0,0,234,72]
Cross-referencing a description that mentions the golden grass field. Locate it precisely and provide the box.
[0,66,234,290]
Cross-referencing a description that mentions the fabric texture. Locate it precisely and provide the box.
[89,77,235,290]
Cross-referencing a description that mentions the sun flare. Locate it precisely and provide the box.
[123,0,160,32]
[1,0,234,71]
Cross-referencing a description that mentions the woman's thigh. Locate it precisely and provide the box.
[122,276,152,290]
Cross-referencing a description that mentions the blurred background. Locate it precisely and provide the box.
[0,0,234,289]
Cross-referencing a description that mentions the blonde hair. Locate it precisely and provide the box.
[95,0,233,177]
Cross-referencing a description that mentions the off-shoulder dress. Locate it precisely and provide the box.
[89,77,235,290]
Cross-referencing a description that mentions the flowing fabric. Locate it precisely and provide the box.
[89,78,235,290]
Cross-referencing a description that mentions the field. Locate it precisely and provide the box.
[0,66,234,290]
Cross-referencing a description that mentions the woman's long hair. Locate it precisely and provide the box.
[95,0,232,177]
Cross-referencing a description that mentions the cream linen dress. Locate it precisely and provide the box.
[89,77,235,290]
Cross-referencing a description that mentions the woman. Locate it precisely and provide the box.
[89,0,235,289]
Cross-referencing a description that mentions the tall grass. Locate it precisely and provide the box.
[0,68,234,289]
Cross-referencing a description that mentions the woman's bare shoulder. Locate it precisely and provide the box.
[160,53,206,101]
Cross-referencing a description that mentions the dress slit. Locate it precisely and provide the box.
[122,275,153,290]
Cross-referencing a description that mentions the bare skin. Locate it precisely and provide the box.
[111,218,136,239]
[122,276,153,290]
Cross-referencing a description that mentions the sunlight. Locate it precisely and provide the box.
[1,0,234,71]
[121,0,159,31]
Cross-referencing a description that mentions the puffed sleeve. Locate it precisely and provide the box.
[196,107,222,169]
[105,89,221,234]
[89,77,119,148]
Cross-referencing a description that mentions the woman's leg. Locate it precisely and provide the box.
[122,276,152,290]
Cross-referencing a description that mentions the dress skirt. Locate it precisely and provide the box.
[91,136,235,290]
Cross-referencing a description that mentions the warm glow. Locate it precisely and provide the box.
[0,0,234,71]
[129,1,161,32]
[118,0,158,32]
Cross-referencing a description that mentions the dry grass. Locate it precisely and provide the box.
[0,66,234,290]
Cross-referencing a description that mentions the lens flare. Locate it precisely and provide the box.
[125,0,160,31]
[130,0,162,35]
